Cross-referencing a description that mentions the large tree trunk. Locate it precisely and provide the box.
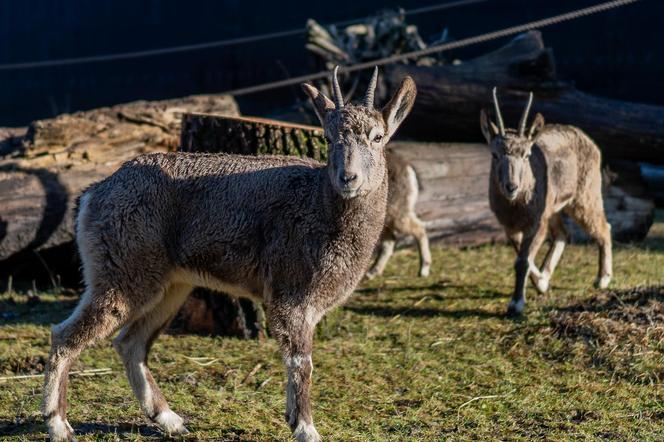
[386,31,664,166]
[0,95,239,263]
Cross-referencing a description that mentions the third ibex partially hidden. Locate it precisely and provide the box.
[481,89,613,315]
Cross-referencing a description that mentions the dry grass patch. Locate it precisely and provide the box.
[549,286,664,383]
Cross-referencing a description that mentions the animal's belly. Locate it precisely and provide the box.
[170,268,263,303]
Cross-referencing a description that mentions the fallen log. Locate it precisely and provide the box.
[386,31,664,165]
[0,94,239,262]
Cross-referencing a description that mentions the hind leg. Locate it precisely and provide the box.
[366,230,396,280]
[588,216,613,289]
[409,217,432,277]
[567,204,613,289]
[594,220,613,289]
[113,283,193,435]
[42,287,132,442]
[535,214,569,294]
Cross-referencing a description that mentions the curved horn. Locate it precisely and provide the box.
[492,87,505,136]
[332,66,344,108]
[364,66,379,108]
[518,92,534,137]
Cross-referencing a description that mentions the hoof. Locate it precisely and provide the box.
[506,299,525,316]
[594,275,612,290]
[534,276,549,294]
[365,270,379,281]
[293,421,321,442]
[47,415,76,442]
[419,266,431,278]
[155,410,188,436]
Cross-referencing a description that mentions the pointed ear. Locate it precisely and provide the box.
[528,113,545,139]
[301,83,335,126]
[480,109,499,143]
[382,76,417,140]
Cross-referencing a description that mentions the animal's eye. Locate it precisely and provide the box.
[373,134,383,143]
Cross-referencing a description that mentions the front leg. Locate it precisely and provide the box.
[508,222,548,315]
[507,230,546,293]
[270,307,321,442]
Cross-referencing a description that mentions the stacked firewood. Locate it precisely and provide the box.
[305,9,447,102]
[306,9,438,68]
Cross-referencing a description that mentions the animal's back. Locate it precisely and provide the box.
[535,124,602,208]
[78,152,325,291]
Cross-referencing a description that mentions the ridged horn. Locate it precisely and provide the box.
[492,87,505,136]
[332,65,344,108]
[518,92,534,137]
[364,66,379,108]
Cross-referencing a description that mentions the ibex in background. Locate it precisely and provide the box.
[481,88,612,315]
[365,149,432,279]
[42,66,416,442]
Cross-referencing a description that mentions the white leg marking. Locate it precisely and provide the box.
[595,274,612,289]
[47,414,74,442]
[154,409,188,435]
[284,355,314,433]
[138,363,156,415]
[293,420,321,442]
[419,265,431,278]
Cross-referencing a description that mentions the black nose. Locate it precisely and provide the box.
[506,183,517,193]
[341,174,358,185]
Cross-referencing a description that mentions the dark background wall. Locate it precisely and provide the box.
[0,0,660,126]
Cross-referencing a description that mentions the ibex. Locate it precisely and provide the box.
[480,88,612,315]
[365,149,432,279]
[42,66,416,442]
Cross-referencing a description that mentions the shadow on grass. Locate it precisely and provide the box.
[344,304,501,320]
[356,280,452,296]
[357,280,508,301]
[1,416,163,439]
[0,294,78,326]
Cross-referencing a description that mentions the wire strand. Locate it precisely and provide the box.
[222,0,641,97]
[0,0,489,71]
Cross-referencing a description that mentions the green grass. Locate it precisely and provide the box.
[1,215,663,441]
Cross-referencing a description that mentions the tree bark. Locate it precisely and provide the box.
[0,94,239,262]
[180,113,327,159]
[386,31,664,165]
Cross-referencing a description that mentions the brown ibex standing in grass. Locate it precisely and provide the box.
[42,66,416,442]
[481,88,612,315]
[365,148,432,279]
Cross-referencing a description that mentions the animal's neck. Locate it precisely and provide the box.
[320,166,388,243]
[518,164,536,203]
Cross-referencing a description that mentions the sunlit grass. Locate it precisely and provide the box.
[1,213,663,440]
